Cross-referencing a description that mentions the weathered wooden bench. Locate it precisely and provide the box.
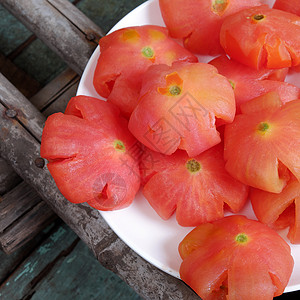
[0,0,199,298]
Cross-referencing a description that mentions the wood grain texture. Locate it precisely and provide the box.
[0,224,79,299]
[0,0,103,75]
[0,181,41,232]
[0,93,198,300]
[0,157,21,195]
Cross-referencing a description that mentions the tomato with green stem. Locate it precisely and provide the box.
[159,0,262,55]
[40,96,141,210]
[224,92,300,193]
[179,215,294,300]
[220,5,300,68]
[93,25,197,117]
[141,144,248,226]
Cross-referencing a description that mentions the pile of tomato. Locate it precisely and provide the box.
[40,0,300,299]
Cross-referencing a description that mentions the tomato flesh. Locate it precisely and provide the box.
[129,62,235,157]
[179,215,294,300]
[224,95,300,193]
[40,96,141,210]
[251,175,300,244]
[159,0,262,55]
[93,25,197,117]
[141,144,248,226]
[220,5,300,68]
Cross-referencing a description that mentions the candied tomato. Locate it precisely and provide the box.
[220,5,300,69]
[93,25,197,117]
[209,55,298,111]
[40,96,140,210]
[224,93,300,193]
[129,62,235,157]
[251,175,300,244]
[179,215,294,300]
[141,144,248,226]
[159,0,262,55]
[273,0,300,16]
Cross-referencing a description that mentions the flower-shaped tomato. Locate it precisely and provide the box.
[140,144,248,226]
[220,5,300,69]
[159,0,262,55]
[274,0,300,16]
[209,55,299,112]
[179,215,294,300]
[251,175,300,244]
[129,62,235,157]
[93,25,197,117]
[40,96,140,210]
[224,92,300,193]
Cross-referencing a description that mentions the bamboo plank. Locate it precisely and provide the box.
[0,182,40,233]
[30,68,79,111]
[0,89,197,300]
[0,0,103,75]
[0,224,79,299]
[0,221,58,283]
[0,157,21,196]
[0,201,56,254]
[0,73,44,141]
[0,52,40,99]
[30,241,141,300]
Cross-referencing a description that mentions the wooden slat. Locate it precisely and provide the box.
[30,68,79,111]
[0,221,58,283]
[0,182,40,233]
[1,0,103,75]
[0,83,197,300]
[0,201,56,254]
[48,0,104,40]
[0,73,44,141]
[0,157,21,196]
[0,52,40,99]
[0,224,79,299]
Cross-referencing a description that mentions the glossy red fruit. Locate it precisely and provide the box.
[224,93,300,193]
[141,144,248,226]
[40,96,141,210]
[129,62,235,157]
[93,25,197,117]
[220,5,300,68]
[159,0,262,55]
[209,55,298,112]
[251,175,300,244]
[179,215,294,300]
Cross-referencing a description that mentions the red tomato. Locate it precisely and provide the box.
[129,62,235,157]
[141,144,248,226]
[224,94,300,193]
[40,96,140,210]
[179,215,294,300]
[159,0,262,55]
[93,25,197,117]
[209,55,298,111]
[273,0,300,16]
[220,5,300,69]
[251,175,300,244]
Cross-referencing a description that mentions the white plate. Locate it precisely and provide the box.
[77,0,300,294]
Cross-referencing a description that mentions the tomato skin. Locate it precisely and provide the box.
[251,175,300,244]
[273,0,300,16]
[40,96,140,210]
[129,62,235,157]
[224,96,300,193]
[179,215,294,300]
[209,55,297,111]
[93,25,197,117]
[141,144,248,226]
[220,5,300,69]
[159,0,262,55]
